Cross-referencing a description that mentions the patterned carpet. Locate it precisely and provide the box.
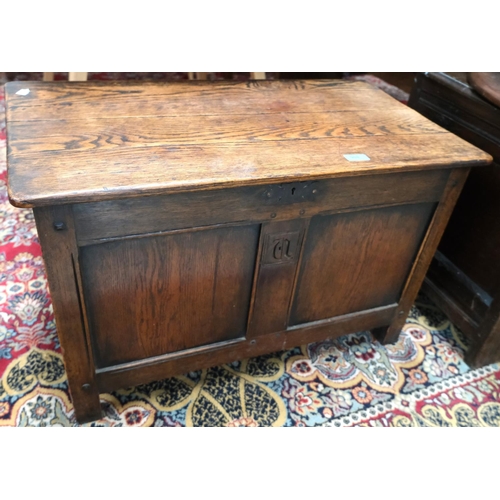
[1,76,499,427]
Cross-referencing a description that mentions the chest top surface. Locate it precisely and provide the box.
[5,79,491,208]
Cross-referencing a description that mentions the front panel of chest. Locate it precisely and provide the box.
[69,170,447,370]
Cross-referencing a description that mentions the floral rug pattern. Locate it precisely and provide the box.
[1,77,499,427]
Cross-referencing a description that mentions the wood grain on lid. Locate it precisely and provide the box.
[5,79,492,207]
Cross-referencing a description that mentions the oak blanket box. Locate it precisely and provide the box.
[5,80,491,423]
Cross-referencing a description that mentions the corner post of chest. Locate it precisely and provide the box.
[375,167,471,345]
[33,204,102,424]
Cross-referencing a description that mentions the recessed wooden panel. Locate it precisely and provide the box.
[80,225,260,367]
[290,203,436,325]
[95,304,398,392]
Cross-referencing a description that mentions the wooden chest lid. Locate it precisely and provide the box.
[5,79,492,207]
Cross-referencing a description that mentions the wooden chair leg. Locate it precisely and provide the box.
[43,72,54,81]
[69,72,88,81]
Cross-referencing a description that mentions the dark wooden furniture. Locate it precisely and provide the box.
[409,72,500,368]
[467,72,500,109]
[5,80,491,423]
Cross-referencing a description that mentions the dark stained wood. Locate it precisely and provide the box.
[7,79,491,422]
[80,225,259,367]
[410,74,500,297]
[291,204,435,326]
[423,251,491,338]
[410,73,500,160]
[410,72,500,367]
[467,72,500,108]
[423,277,479,338]
[438,161,500,297]
[248,219,308,337]
[95,303,398,393]
[73,169,449,245]
[377,168,471,345]
[5,80,490,208]
[466,296,500,367]
[33,205,102,423]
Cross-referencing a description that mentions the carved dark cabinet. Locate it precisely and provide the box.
[5,80,490,423]
[409,72,500,368]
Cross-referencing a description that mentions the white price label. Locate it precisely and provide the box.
[343,153,370,162]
